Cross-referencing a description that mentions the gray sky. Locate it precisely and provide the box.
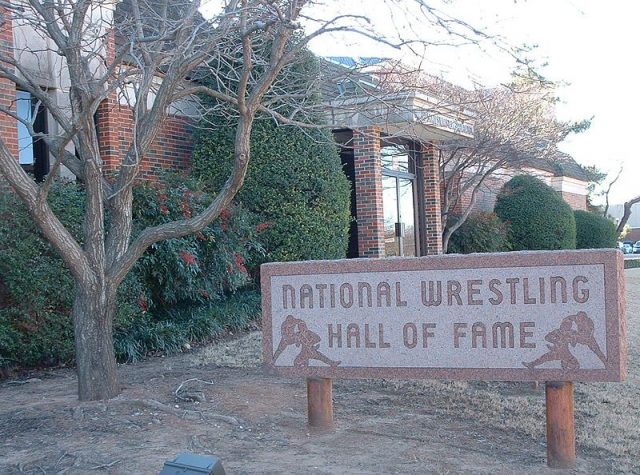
[308,0,639,205]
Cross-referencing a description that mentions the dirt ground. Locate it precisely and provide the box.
[1,269,638,475]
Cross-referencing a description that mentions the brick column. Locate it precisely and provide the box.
[95,96,135,173]
[95,29,132,174]
[353,127,385,258]
[0,10,17,158]
[421,142,443,255]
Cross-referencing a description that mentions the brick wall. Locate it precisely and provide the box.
[96,98,194,179]
[95,28,193,178]
[472,175,504,213]
[1,18,193,182]
[625,228,640,242]
[0,10,17,158]
[353,127,385,258]
[441,171,464,215]
[421,142,443,255]
[561,191,587,211]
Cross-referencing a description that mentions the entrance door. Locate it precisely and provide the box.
[382,144,418,257]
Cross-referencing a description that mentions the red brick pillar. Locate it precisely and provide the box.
[0,10,18,159]
[561,192,587,211]
[95,96,135,174]
[421,142,443,255]
[353,127,385,258]
[94,29,136,175]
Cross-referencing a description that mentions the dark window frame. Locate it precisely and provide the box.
[17,90,49,182]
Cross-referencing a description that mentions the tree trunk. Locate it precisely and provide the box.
[72,283,120,401]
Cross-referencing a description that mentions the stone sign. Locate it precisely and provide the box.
[261,250,626,382]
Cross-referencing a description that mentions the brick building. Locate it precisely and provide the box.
[328,94,475,258]
[0,7,195,184]
[466,154,589,215]
[321,57,476,258]
[1,12,589,259]
[323,58,589,258]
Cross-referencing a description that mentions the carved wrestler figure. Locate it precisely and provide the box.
[524,317,579,370]
[272,315,340,367]
[523,311,606,370]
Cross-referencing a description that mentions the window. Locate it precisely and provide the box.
[17,91,49,182]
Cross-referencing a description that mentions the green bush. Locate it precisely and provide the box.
[625,259,640,270]
[494,175,576,251]
[192,118,351,266]
[0,181,84,369]
[0,179,261,370]
[447,212,511,254]
[131,177,262,312]
[574,210,618,249]
[113,288,260,363]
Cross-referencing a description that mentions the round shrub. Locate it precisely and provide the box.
[574,210,618,249]
[494,175,576,251]
[447,212,511,254]
[192,118,351,265]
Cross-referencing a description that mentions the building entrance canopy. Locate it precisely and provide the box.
[327,90,475,143]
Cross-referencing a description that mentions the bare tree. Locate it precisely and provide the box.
[436,79,588,252]
[598,165,622,217]
[0,0,504,400]
[617,195,640,235]
[328,60,588,253]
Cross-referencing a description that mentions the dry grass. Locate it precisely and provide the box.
[191,331,263,368]
[2,271,636,474]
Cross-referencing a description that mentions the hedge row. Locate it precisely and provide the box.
[625,259,640,270]
[449,175,618,254]
[0,179,262,370]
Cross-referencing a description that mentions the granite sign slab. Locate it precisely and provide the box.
[261,249,626,382]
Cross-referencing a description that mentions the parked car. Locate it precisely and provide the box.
[634,241,640,254]
[621,241,634,254]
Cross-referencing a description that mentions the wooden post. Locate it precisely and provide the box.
[307,377,333,430]
[545,381,576,469]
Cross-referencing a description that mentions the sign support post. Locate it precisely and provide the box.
[307,377,333,430]
[545,381,576,469]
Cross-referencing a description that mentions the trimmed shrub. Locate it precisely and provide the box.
[113,288,260,363]
[625,259,640,270]
[447,212,511,254]
[192,118,351,266]
[494,175,576,251]
[574,210,618,249]
[0,178,261,370]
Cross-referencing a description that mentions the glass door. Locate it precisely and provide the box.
[381,143,418,257]
[398,177,416,256]
[383,175,399,256]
